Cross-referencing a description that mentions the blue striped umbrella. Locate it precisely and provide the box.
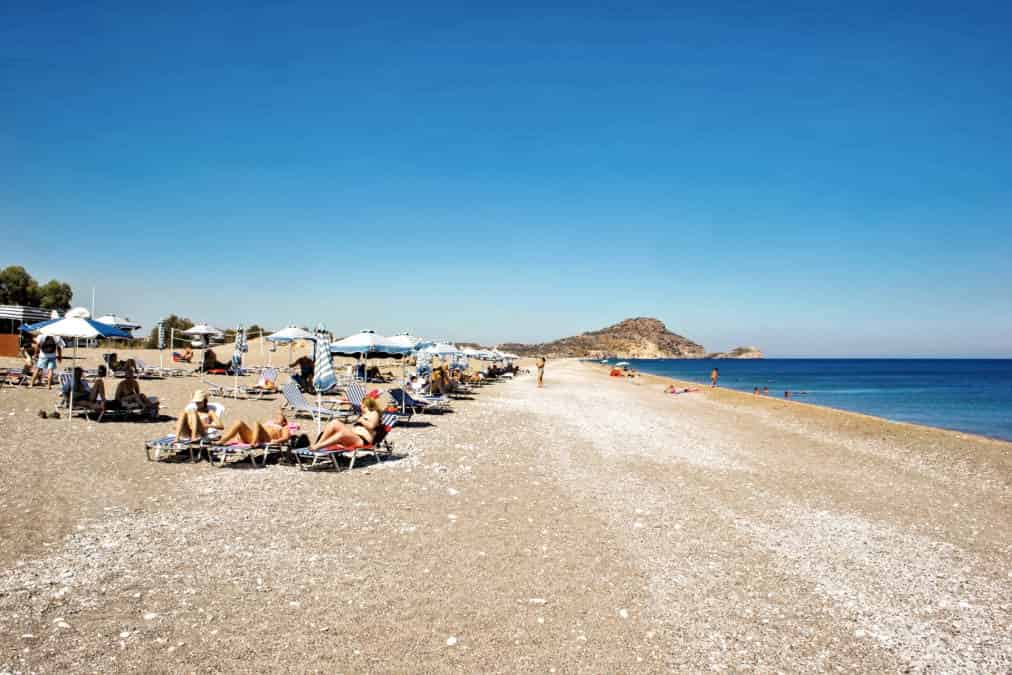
[312,333,336,394]
[312,333,336,432]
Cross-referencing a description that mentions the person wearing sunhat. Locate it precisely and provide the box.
[173,389,223,441]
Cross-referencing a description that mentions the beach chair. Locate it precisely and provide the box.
[1,368,31,388]
[392,387,451,413]
[292,413,398,471]
[281,382,347,420]
[144,402,225,461]
[57,373,105,421]
[132,359,164,379]
[205,434,294,468]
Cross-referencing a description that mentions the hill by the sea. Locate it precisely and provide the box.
[497,317,760,360]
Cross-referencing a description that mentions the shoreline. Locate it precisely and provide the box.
[588,361,1012,448]
[1,353,1010,670]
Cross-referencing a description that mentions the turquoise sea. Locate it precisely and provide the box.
[602,359,1012,441]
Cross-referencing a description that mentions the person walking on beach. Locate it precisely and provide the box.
[536,356,546,388]
[30,334,63,389]
[710,367,719,388]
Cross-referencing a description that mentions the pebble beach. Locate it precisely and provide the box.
[1,351,1010,672]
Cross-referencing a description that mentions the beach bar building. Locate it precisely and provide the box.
[0,304,56,356]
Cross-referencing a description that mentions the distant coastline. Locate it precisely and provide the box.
[596,357,1012,443]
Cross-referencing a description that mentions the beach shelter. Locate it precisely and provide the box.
[266,326,316,370]
[331,330,412,382]
[95,315,141,335]
[183,324,224,374]
[26,308,131,423]
[311,333,337,433]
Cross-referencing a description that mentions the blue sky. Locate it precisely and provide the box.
[2,1,1010,356]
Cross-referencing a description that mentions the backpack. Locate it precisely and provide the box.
[42,336,57,353]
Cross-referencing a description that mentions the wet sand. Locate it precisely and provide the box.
[0,352,1009,672]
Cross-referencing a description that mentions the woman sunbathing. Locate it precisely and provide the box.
[310,396,383,450]
[219,409,292,446]
[173,390,223,440]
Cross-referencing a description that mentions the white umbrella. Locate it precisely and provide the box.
[266,326,316,371]
[184,324,224,374]
[332,330,412,382]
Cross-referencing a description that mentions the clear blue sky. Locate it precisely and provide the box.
[2,1,1010,356]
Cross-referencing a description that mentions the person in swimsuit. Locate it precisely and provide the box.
[310,396,383,450]
[174,390,223,440]
[115,361,154,411]
[70,366,107,414]
[219,409,292,445]
[710,368,719,387]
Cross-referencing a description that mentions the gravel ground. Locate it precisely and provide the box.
[1,355,1009,672]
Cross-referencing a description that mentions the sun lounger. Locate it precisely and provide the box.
[292,413,398,471]
[144,403,225,461]
[205,436,291,468]
[281,382,349,420]
[391,387,451,413]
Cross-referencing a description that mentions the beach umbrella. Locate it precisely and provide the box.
[95,315,141,334]
[28,308,131,423]
[312,333,337,433]
[184,324,224,374]
[157,322,166,369]
[231,324,247,395]
[332,330,412,383]
[266,326,315,371]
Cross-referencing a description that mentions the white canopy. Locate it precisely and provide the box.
[96,314,141,330]
[183,324,224,337]
[266,326,316,343]
[388,333,422,350]
[331,330,413,356]
[418,342,461,357]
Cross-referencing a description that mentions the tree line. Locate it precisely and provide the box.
[0,266,74,310]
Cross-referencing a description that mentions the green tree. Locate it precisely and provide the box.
[0,266,39,306]
[35,280,74,310]
[146,315,195,349]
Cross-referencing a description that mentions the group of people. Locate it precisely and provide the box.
[171,388,384,452]
[47,360,158,418]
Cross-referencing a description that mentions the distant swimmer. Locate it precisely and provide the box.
[763,386,769,396]
[753,386,759,395]
[710,368,719,387]
[784,391,791,399]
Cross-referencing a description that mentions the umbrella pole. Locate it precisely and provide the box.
[316,392,322,435]
[68,338,77,425]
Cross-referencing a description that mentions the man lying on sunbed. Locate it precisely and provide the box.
[310,395,383,450]
[173,390,223,441]
[218,409,292,446]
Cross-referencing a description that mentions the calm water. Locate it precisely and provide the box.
[603,359,1012,441]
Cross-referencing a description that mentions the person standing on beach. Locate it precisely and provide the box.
[536,356,546,388]
[710,367,719,388]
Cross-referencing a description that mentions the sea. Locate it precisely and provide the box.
[600,358,1012,441]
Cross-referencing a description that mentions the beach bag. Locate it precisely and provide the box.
[291,433,311,449]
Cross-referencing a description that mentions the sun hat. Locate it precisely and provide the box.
[192,389,208,403]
